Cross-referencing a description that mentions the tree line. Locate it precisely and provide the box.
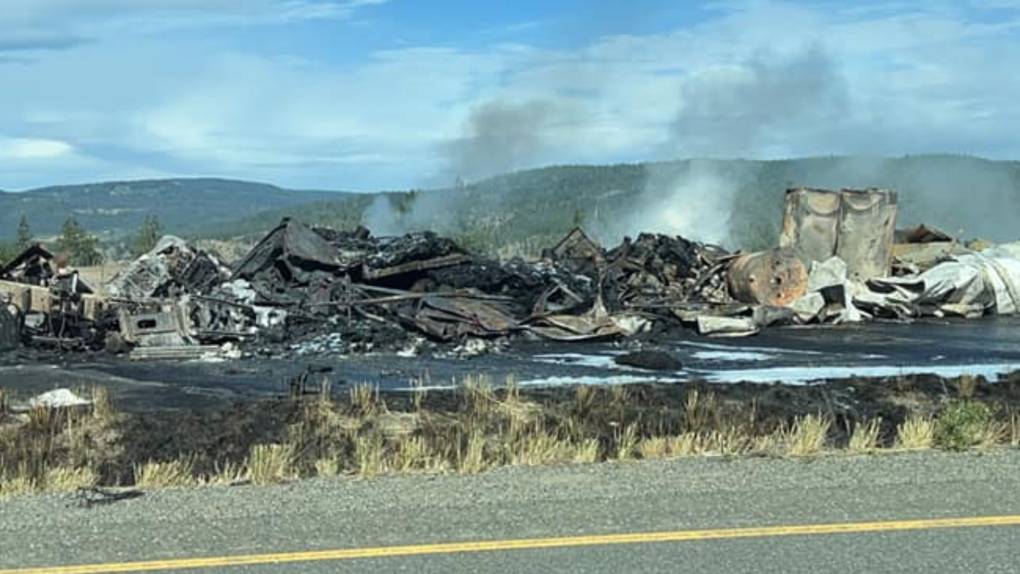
[0,215,162,267]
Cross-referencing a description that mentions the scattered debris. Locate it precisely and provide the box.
[0,304,18,352]
[614,350,684,371]
[27,388,92,409]
[7,184,1020,362]
[107,236,230,300]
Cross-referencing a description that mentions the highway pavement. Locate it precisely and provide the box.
[1,451,1019,573]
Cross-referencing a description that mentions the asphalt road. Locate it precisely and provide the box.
[2,451,1020,573]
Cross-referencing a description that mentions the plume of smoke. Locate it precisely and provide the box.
[436,99,561,185]
[664,46,847,158]
[361,188,464,236]
[599,160,754,247]
[367,99,569,236]
[362,194,403,236]
[612,46,847,245]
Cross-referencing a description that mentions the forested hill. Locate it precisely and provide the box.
[0,178,346,241]
[192,155,1020,254]
[5,155,1019,256]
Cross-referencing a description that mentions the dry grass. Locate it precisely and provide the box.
[314,456,341,478]
[956,375,977,399]
[895,415,935,451]
[392,436,436,473]
[571,438,601,464]
[614,424,639,460]
[7,380,1020,499]
[91,386,114,420]
[0,474,36,499]
[134,458,197,488]
[683,389,720,433]
[666,433,700,457]
[573,385,597,415]
[848,419,882,454]
[353,435,387,478]
[202,461,248,486]
[509,427,574,466]
[460,375,495,418]
[457,430,488,474]
[45,466,98,492]
[247,444,295,485]
[637,436,669,459]
[782,415,831,457]
[975,421,1009,451]
[349,384,382,415]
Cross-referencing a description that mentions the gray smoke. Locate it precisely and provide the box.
[436,99,563,185]
[615,47,848,246]
[362,98,571,236]
[663,46,847,158]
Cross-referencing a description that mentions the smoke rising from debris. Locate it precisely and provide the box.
[436,100,563,185]
[663,47,847,158]
[599,160,748,248]
[364,42,1020,248]
[615,47,847,246]
[365,98,574,236]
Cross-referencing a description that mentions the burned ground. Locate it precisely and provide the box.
[2,372,1018,492]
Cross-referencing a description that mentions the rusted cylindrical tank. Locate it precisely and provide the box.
[727,249,808,307]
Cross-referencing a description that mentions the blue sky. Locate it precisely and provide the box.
[1,0,1019,191]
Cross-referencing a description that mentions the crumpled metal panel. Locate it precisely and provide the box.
[233,218,344,283]
[526,296,649,341]
[780,187,897,282]
[836,189,898,281]
[402,297,517,341]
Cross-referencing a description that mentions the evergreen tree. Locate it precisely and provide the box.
[0,243,15,266]
[56,217,103,266]
[15,215,32,251]
[130,215,162,258]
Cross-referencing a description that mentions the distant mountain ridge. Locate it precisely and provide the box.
[4,156,1019,255]
[190,155,1020,253]
[0,178,348,241]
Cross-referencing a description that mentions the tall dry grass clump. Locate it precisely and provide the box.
[44,466,99,492]
[134,458,197,488]
[848,419,882,454]
[91,386,115,420]
[782,415,831,457]
[895,415,934,451]
[349,384,383,416]
[247,444,295,485]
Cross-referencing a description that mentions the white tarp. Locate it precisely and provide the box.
[861,242,1020,318]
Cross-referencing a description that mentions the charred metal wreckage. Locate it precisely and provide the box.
[2,187,1019,360]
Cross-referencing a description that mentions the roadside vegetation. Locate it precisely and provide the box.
[2,375,1020,500]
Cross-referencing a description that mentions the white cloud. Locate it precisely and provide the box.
[2,0,1020,190]
[0,0,387,51]
[0,137,74,159]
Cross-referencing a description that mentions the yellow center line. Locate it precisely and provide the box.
[3,514,1020,574]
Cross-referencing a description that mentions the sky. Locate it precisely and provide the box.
[1,0,1019,191]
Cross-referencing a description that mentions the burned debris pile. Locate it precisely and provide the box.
[4,184,1020,360]
[0,244,106,351]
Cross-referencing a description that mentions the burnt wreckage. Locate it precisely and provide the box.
[4,186,1020,359]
